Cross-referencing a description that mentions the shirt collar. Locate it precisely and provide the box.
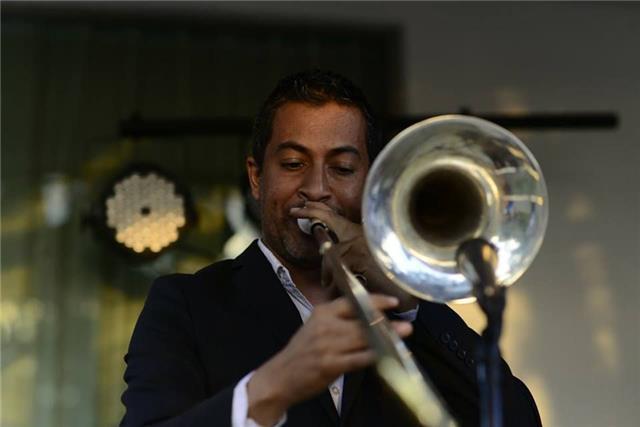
[257,239,300,292]
[257,239,314,313]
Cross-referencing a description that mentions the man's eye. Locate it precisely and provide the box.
[281,161,303,170]
[333,166,355,176]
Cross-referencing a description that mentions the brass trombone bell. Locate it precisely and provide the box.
[363,115,548,303]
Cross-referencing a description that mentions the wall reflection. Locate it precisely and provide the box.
[576,243,620,374]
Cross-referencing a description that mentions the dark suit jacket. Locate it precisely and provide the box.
[121,241,541,426]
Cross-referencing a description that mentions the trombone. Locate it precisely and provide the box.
[304,115,548,427]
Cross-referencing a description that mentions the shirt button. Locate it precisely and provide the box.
[330,386,340,395]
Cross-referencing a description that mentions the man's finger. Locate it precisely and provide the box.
[329,294,399,318]
[369,293,402,311]
[390,320,414,338]
[332,319,412,353]
[335,349,376,372]
[331,319,370,352]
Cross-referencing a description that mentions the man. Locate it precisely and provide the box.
[121,70,542,427]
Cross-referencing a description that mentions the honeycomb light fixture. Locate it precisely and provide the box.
[99,165,194,257]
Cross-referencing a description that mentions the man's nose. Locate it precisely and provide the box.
[298,165,331,202]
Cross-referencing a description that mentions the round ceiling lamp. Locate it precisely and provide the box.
[92,164,195,258]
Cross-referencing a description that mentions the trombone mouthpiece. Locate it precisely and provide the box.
[297,218,312,235]
[298,218,336,252]
[298,218,329,235]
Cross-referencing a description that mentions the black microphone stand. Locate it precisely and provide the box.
[457,239,506,427]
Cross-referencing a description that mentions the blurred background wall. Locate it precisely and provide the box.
[2,2,639,427]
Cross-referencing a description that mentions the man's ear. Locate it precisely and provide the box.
[246,156,261,200]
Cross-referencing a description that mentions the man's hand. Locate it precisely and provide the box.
[290,201,419,312]
[247,295,412,426]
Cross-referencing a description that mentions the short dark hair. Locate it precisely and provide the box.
[251,69,380,170]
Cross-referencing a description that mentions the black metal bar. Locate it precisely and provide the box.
[119,117,254,138]
[119,111,619,139]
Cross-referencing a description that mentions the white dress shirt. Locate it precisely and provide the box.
[231,240,418,427]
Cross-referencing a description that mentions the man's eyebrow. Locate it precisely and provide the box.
[274,141,310,155]
[274,142,363,159]
[327,146,362,159]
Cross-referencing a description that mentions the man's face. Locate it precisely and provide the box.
[247,101,369,268]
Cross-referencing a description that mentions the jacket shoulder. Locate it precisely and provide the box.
[144,259,236,307]
[194,258,234,277]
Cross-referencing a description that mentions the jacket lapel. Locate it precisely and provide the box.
[340,369,366,424]
[232,241,339,425]
[233,241,302,350]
